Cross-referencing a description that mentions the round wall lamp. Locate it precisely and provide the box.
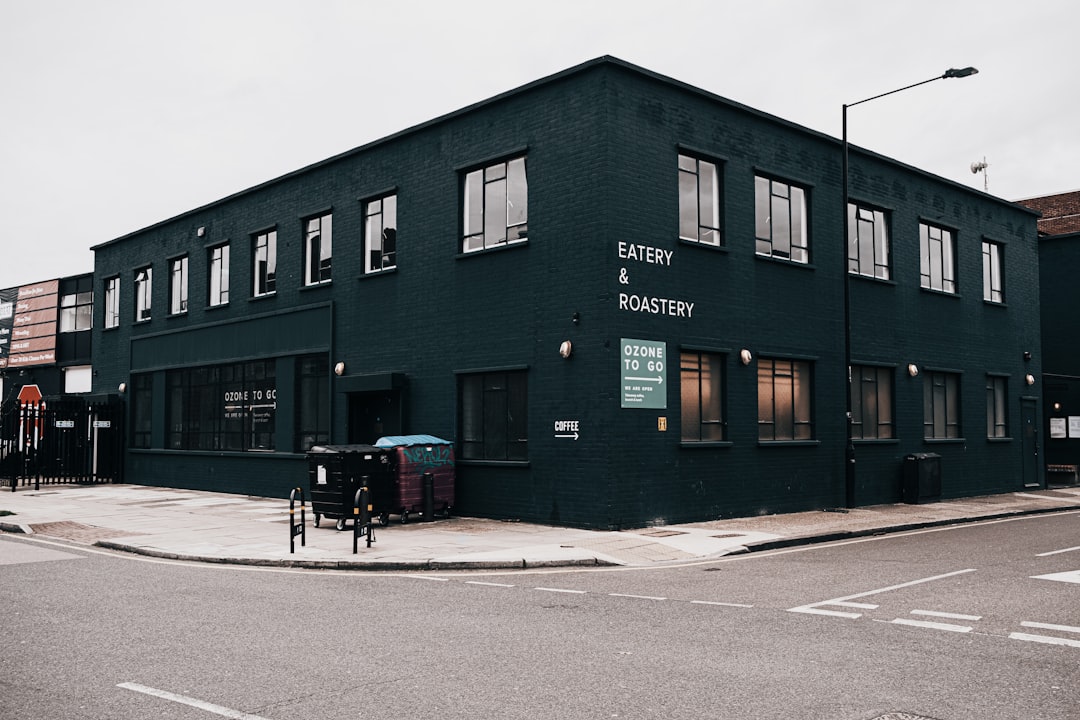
[740,349,753,366]
[1025,373,1035,386]
[559,340,573,359]
[907,364,919,377]
[118,382,127,393]
[1053,402,1063,412]
[334,362,346,376]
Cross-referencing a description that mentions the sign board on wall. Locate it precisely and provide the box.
[0,280,58,369]
[620,338,667,409]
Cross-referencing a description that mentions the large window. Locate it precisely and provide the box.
[982,240,1004,303]
[678,154,722,246]
[364,194,397,273]
[459,370,528,460]
[134,267,152,321]
[167,360,276,451]
[758,358,813,441]
[253,229,277,298]
[851,365,894,440]
[920,222,956,293]
[59,289,93,332]
[131,373,153,448]
[755,176,808,263]
[296,354,329,451]
[169,256,188,315]
[104,276,120,329]
[304,212,333,285]
[848,203,890,279]
[986,375,1007,439]
[680,351,725,441]
[462,156,528,253]
[209,244,230,306]
[924,371,961,439]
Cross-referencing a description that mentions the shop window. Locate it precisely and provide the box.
[166,360,276,451]
[680,350,725,441]
[364,194,397,273]
[678,154,722,246]
[459,370,528,460]
[755,176,808,263]
[758,358,813,441]
[295,354,329,451]
[131,373,153,448]
[462,156,528,253]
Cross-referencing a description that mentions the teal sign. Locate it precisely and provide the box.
[620,338,667,409]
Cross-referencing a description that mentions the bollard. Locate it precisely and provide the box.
[423,471,435,521]
[353,485,375,553]
[289,486,306,553]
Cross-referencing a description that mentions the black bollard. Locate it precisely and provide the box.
[423,471,434,521]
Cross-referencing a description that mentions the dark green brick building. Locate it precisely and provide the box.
[90,57,1043,529]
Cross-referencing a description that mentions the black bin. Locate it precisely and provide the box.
[307,445,394,530]
[902,452,942,504]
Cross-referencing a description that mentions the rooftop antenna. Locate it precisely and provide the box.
[971,157,989,192]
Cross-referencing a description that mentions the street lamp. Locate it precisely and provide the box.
[842,67,978,508]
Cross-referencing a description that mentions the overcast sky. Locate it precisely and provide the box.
[1,0,1076,290]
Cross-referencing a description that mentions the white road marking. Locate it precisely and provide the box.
[788,568,976,619]
[892,618,973,633]
[690,600,754,608]
[1009,633,1080,648]
[1035,546,1080,557]
[609,593,666,601]
[832,601,879,609]
[1015,492,1080,503]
[910,609,982,621]
[1021,621,1080,634]
[1031,570,1080,584]
[535,587,587,594]
[118,682,271,719]
[465,581,515,587]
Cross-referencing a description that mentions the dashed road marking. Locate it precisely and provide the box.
[609,593,666,601]
[892,618,973,633]
[1010,621,1080,648]
[119,682,271,719]
[910,609,982,621]
[788,568,976,619]
[535,587,587,594]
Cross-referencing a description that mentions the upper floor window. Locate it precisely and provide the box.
[924,370,961,439]
[851,365,894,440]
[463,156,528,253]
[253,229,277,298]
[986,375,1007,439]
[680,350,725,442]
[982,240,1004,303]
[59,290,93,333]
[169,256,188,315]
[364,194,397,273]
[304,212,332,285]
[755,176,808,263]
[209,244,230,307]
[920,222,956,293]
[758,358,813,441]
[848,203,890,280]
[134,267,152,322]
[678,154,722,246]
[104,276,120,329]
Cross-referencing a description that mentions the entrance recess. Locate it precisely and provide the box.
[1021,397,1040,488]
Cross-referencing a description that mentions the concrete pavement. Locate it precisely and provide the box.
[2,483,1079,570]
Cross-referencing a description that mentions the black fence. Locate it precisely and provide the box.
[0,397,125,491]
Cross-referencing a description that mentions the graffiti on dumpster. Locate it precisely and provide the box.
[402,445,453,471]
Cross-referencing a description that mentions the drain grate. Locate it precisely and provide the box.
[29,521,140,543]
[635,528,686,537]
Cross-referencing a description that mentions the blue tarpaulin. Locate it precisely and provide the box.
[375,434,451,448]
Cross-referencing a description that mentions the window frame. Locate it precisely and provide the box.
[166,359,276,452]
[134,266,152,322]
[169,255,188,315]
[920,222,957,294]
[986,374,1008,439]
[104,276,120,329]
[295,354,330,452]
[847,202,891,280]
[59,289,94,333]
[680,350,726,442]
[303,212,333,286]
[755,175,809,264]
[923,370,962,440]
[363,193,398,273]
[678,153,723,247]
[458,369,528,461]
[462,155,528,253]
[850,364,895,440]
[757,357,814,441]
[982,240,1004,303]
[131,372,153,448]
[252,229,277,298]
[208,243,230,307]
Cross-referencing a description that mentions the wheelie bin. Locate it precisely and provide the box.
[307,445,394,530]
[375,435,455,522]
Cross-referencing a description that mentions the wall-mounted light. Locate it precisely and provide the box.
[559,341,573,359]
[571,312,580,325]
[1026,374,1035,386]
[118,382,127,394]
[740,349,753,366]
[334,362,346,376]
[1023,351,1032,362]
[197,226,206,237]
[1053,402,1063,412]
[907,364,920,377]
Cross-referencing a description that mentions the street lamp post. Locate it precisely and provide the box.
[842,67,978,508]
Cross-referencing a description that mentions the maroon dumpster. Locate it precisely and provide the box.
[375,435,454,523]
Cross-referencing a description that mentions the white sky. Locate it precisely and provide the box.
[1,0,1077,290]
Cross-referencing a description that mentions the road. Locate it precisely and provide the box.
[1,511,1077,720]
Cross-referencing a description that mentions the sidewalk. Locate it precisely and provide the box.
[2,483,1079,570]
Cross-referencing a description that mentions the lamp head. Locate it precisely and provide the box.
[943,67,978,79]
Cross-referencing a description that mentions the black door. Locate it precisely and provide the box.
[1021,397,1040,488]
[348,391,402,444]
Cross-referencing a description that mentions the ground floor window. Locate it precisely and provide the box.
[851,365,894,440]
[924,371,961,439]
[296,354,329,451]
[986,375,1007,438]
[131,373,153,448]
[680,350,725,441]
[459,370,528,460]
[758,358,813,441]
[167,359,276,451]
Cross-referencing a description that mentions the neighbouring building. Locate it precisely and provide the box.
[1019,190,1080,484]
[89,57,1043,529]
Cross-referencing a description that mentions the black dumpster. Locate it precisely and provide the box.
[307,445,394,530]
[902,452,942,504]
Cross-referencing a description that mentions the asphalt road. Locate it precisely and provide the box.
[1,511,1077,720]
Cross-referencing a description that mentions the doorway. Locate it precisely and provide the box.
[348,391,403,444]
[1021,397,1041,488]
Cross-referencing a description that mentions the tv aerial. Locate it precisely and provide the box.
[970,157,989,191]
